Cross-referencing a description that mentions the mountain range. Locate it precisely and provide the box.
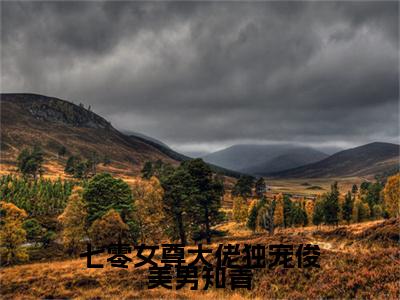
[202,144,329,174]
[202,142,399,178]
[1,93,398,179]
[269,142,399,178]
[0,93,242,178]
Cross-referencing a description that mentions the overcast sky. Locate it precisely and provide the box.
[1,1,399,155]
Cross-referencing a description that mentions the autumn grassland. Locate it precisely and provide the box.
[1,218,399,299]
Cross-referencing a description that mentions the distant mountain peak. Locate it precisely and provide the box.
[270,142,400,178]
[202,143,329,175]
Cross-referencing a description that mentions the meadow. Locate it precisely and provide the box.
[1,217,399,299]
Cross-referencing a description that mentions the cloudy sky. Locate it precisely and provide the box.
[1,1,399,156]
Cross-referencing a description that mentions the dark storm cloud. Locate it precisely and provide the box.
[1,1,399,153]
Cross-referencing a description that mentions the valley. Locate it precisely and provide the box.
[1,93,399,300]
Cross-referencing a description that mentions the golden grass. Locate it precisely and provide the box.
[1,219,399,299]
[265,177,369,196]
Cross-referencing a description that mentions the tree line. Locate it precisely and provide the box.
[1,157,226,264]
[227,174,399,235]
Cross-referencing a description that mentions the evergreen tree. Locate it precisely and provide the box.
[64,156,77,175]
[0,175,73,216]
[342,191,353,224]
[351,184,358,194]
[355,200,370,222]
[290,202,306,227]
[160,159,225,244]
[360,181,370,193]
[365,182,383,218]
[371,204,383,220]
[182,159,224,243]
[323,182,340,226]
[160,166,193,245]
[17,145,44,179]
[301,201,308,226]
[255,177,266,198]
[232,175,254,198]
[83,173,133,223]
[283,195,292,228]
[247,201,258,232]
[74,161,86,179]
[312,198,324,227]
[141,161,153,179]
[58,146,67,158]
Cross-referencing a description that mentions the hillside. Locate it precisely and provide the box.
[270,142,400,178]
[203,144,328,174]
[0,93,183,178]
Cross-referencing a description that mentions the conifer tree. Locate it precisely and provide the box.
[17,145,44,179]
[58,146,67,158]
[84,173,133,223]
[182,159,224,243]
[232,175,254,198]
[312,198,324,227]
[160,166,193,245]
[247,201,258,232]
[283,195,292,228]
[255,177,266,198]
[352,184,358,194]
[342,191,353,224]
[324,182,340,226]
[141,161,153,179]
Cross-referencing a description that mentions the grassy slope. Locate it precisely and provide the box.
[1,94,179,178]
[1,93,242,180]
[1,219,398,299]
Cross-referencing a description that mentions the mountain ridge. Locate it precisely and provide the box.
[0,93,242,178]
[202,144,329,174]
[0,93,178,177]
[269,142,399,178]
